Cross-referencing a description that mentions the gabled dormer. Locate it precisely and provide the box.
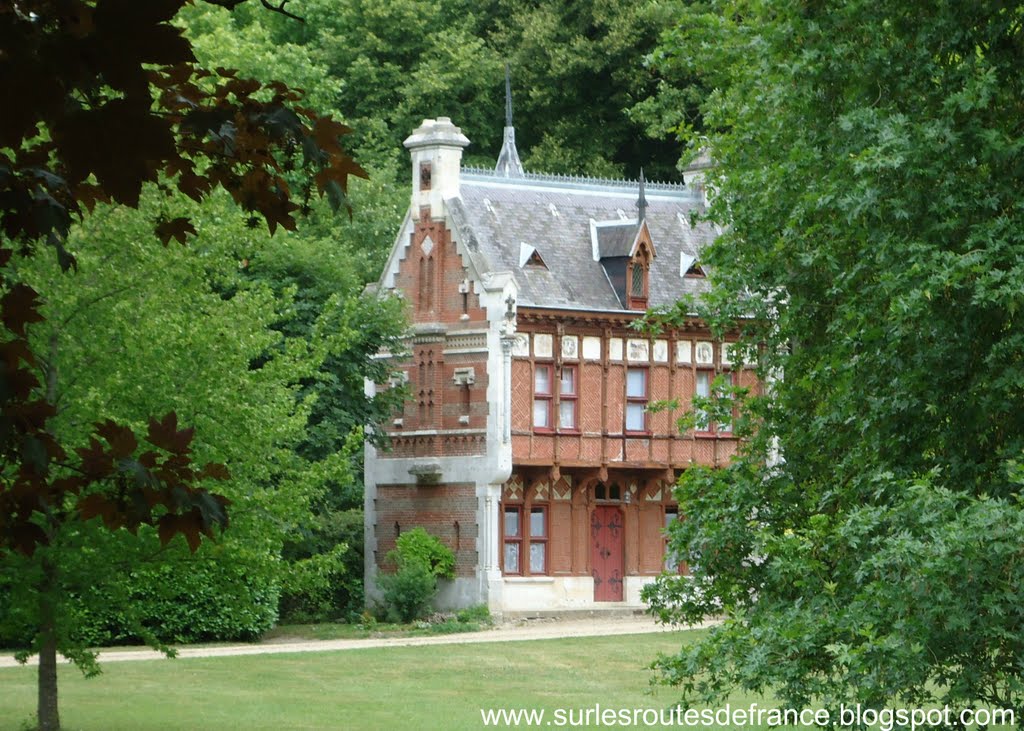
[591,219,657,310]
[626,222,655,310]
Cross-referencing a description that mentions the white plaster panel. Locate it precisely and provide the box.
[653,339,669,362]
[511,334,529,357]
[676,341,692,364]
[534,333,553,358]
[695,340,714,365]
[561,335,579,360]
[582,336,601,360]
[608,338,623,361]
[627,339,649,362]
[721,342,734,365]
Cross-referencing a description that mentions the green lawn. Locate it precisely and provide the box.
[0,631,711,731]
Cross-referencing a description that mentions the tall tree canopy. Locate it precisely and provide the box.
[0,2,368,729]
[644,0,1024,720]
[180,0,695,180]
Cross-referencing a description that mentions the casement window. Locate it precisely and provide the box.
[503,506,523,574]
[501,504,547,575]
[534,363,578,432]
[695,369,735,434]
[627,261,648,310]
[664,506,682,572]
[625,367,648,432]
[558,366,578,430]
[533,364,553,430]
[528,505,547,574]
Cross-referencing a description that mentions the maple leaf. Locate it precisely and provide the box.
[155,217,197,246]
[0,284,45,337]
[146,412,194,454]
[95,419,138,459]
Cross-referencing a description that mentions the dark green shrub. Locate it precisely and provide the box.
[279,508,364,623]
[456,604,491,625]
[377,527,455,623]
[378,561,436,623]
[389,527,455,579]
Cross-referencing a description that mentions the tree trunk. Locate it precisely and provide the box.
[37,559,60,731]
[37,333,62,731]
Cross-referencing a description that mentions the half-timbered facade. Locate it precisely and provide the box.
[364,116,750,613]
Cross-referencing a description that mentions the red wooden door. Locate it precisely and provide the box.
[591,506,624,601]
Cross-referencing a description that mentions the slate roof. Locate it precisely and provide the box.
[594,222,638,259]
[450,168,717,312]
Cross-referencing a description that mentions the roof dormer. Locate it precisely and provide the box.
[626,223,654,310]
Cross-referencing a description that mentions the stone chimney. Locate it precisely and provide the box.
[404,117,471,220]
[682,147,713,208]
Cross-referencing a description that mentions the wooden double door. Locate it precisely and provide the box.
[591,505,624,601]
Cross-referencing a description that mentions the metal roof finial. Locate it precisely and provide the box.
[637,167,648,223]
[495,61,524,177]
[505,62,513,128]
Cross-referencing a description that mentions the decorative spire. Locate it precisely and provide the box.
[636,167,648,223]
[505,62,513,127]
[495,61,524,178]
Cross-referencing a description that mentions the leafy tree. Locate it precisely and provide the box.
[181,0,694,180]
[0,2,363,729]
[643,0,1024,721]
[492,0,691,180]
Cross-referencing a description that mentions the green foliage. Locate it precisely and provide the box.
[643,0,1024,719]
[178,0,691,180]
[377,529,456,623]
[455,604,492,626]
[389,528,456,580]
[278,506,363,623]
[74,561,279,645]
[378,561,438,624]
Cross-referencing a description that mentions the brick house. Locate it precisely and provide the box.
[364,116,749,614]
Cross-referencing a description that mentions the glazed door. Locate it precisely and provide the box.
[591,506,624,601]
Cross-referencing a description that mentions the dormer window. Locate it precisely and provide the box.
[627,240,653,310]
[626,258,643,305]
[519,242,548,269]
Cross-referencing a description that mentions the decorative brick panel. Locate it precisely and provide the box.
[532,435,554,460]
[694,439,715,465]
[625,438,649,462]
[374,483,478,578]
[580,364,603,431]
[639,504,664,574]
[650,366,672,434]
[550,502,572,574]
[558,436,581,462]
[511,360,533,431]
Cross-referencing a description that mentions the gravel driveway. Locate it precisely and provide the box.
[0,615,712,669]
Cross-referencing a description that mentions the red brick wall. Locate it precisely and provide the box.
[500,473,681,578]
[391,210,487,325]
[509,324,757,470]
[377,211,492,459]
[374,483,478,578]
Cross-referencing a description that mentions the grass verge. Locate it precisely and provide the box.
[0,631,702,731]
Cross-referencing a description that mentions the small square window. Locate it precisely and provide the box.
[559,401,576,430]
[560,368,575,395]
[535,367,551,394]
[529,542,546,573]
[625,403,645,431]
[504,542,520,573]
[533,400,551,428]
[504,508,521,538]
[530,507,546,538]
[626,369,646,398]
